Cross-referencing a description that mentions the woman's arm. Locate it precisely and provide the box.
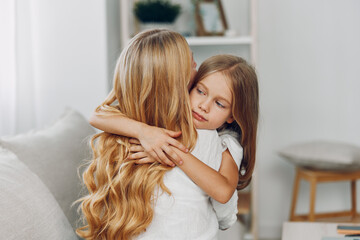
[89,112,188,166]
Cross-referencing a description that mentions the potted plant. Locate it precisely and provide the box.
[134,0,181,31]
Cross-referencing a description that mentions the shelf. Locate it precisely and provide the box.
[186,36,253,46]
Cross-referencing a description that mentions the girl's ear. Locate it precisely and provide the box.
[226,116,234,124]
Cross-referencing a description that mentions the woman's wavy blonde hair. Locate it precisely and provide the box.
[76,29,197,240]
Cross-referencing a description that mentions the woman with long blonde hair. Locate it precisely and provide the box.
[77,29,198,239]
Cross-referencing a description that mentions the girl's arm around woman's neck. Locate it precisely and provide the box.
[89,112,187,166]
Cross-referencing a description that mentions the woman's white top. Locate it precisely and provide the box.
[136,129,243,240]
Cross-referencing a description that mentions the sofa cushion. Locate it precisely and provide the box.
[0,108,95,230]
[279,140,360,171]
[0,147,78,240]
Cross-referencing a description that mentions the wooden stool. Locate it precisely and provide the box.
[290,167,360,222]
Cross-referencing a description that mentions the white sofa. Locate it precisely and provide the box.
[0,109,95,240]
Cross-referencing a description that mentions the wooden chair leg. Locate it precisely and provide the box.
[309,178,317,221]
[290,168,301,221]
[351,180,357,219]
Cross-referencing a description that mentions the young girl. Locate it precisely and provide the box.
[90,54,259,235]
[190,54,259,191]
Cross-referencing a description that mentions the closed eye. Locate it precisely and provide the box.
[216,101,225,108]
[196,88,205,95]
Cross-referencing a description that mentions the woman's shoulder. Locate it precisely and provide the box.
[195,129,221,149]
[191,129,222,168]
[197,129,219,138]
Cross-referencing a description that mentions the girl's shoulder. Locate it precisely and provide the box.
[218,130,243,169]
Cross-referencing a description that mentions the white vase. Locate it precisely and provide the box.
[139,22,175,32]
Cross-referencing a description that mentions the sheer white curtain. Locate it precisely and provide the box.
[0,0,37,136]
[1,0,109,137]
[0,0,17,136]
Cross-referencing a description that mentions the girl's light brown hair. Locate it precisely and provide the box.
[76,29,197,240]
[192,54,259,190]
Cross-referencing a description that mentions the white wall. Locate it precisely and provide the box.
[257,0,360,238]
[20,0,109,128]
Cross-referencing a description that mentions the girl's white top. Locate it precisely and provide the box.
[136,129,243,240]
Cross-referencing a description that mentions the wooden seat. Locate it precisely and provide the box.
[290,167,360,222]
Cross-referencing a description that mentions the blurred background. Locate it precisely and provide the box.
[1,0,360,239]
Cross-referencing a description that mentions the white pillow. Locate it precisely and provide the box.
[0,108,95,230]
[279,141,360,171]
[0,147,78,240]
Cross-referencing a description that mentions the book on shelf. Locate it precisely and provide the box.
[322,237,360,240]
[337,225,360,235]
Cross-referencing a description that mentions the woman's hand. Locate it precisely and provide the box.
[130,125,187,167]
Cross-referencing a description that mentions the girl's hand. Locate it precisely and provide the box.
[136,125,188,166]
[128,141,158,165]
[128,137,184,167]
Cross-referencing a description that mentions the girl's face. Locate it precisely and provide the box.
[189,72,234,129]
[188,53,198,90]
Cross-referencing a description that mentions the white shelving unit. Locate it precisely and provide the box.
[185,36,252,45]
[120,0,257,64]
[119,1,258,239]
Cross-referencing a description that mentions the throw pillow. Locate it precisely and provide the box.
[0,147,78,240]
[279,140,360,171]
[0,108,95,230]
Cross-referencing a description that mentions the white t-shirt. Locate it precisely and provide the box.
[135,129,243,240]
